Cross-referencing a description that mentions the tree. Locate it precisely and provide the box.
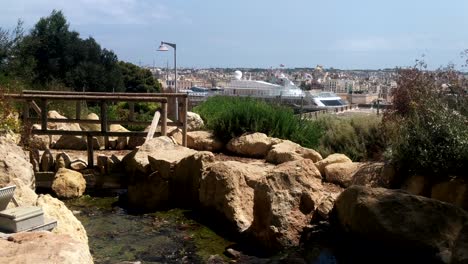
[13,10,124,92]
[118,61,161,93]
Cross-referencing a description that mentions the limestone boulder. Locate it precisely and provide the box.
[125,136,213,211]
[122,136,177,175]
[227,133,275,158]
[333,185,468,263]
[199,161,271,232]
[80,113,104,146]
[324,162,362,187]
[109,124,129,150]
[248,159,324,250]
[52,168,86,199]
[315,153,352,175]
[54,135,99,150]
[47,111,81,131]
[36,194,89,244]
[187,131,223,152]
[187,111,204,131]
[351,162,396,189]
[266,140,322,164]
[70,160,87,171]
[29,134,50,150]
[452,224,468,264]
[401,175,428,196]
[431,178,468,211]
[40,149,54,171]
[0,231,93,264]
[0,136,35,189]
[55,152,72,170]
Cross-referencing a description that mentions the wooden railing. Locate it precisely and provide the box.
[6,91,189,167]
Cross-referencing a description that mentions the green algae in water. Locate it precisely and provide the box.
[66,197,234,263]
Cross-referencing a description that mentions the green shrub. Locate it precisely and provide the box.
[384,65,468,181]
[193,96,323,148]
[316,115,387,161]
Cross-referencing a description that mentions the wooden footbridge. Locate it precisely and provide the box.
[6,90,189,167]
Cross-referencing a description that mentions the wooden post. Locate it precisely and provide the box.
[23,100,30,120]
[161,102,167,136]
[182,97,188,147]
[40,99,47,131]
[87,134,94,168]
[76,101,81,120]
[128,102,135,121]
[100,100,109,149]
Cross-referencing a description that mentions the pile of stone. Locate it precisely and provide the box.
[0,134,93,263]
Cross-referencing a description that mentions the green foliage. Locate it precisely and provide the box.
[384,65,468,180]
[193,96,322,148]
[118,61,161,93]
[315,115,387,161]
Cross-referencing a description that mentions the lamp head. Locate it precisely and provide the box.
[157,43,169,51]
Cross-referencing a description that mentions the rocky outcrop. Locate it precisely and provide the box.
[350,162,395,188]
[124,136,214,211]
[47,111,81,131]
[315,153,352,175]
[52,168,86,198]
[248,159,324,250]
[0,136,35,189]
[227,133,278,158]
[431,178,468,211]
[199,161,272,232]
[324,162,362,187]
[333,185,468,263]
[266,140,322,164]
[187,111,204,131]
[36,194,89,244]
[122,136,176,175]
[0,231,93,264]
[187,131,223,152]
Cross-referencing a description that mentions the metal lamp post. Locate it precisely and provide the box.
[157,41,178,120]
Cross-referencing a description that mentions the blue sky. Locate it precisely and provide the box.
[1,0,467,69]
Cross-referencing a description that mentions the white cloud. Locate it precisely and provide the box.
[0,0,175,26]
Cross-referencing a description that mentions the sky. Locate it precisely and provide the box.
[1,0,467,69]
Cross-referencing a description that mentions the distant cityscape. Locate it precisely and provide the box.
[147,66,400,105]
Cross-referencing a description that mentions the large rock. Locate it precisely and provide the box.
[266,140,322,164]
[54,135,100,150]
[36,194,89,244]
[452,224,468,264]
[315,153,352,175]
[187,131,223,152]
[248,159,324,250]
[351,162,395,189]
[40,149,54,172]
[80,113,104,147]
[0,231,93,264]
[109,124,129,150]
[122,136,178,175]
[227,133,277,158]
[324,162,362,187]
[187,111,204,131]
[29,134,50,150]
[431,178,468,211]
[0,136,35,189]
[124,136,212,211]
[52,168,86,199]
[333,185,468,263]
[47,110,81,131]
[199,161,272,232]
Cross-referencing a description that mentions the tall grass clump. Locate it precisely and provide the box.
[194,96,322,148]
[316,115,387,161]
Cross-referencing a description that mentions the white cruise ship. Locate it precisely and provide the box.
[222,70,347,108]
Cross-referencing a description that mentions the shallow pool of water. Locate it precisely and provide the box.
[65,195,338,264]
